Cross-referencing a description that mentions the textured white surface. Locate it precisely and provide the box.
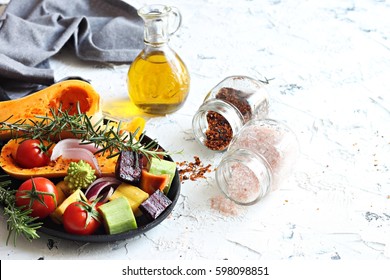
[1,0,390,260]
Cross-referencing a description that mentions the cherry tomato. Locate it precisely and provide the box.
[15,177,58,219]
[15,139,51,168]
[63,200,101,235]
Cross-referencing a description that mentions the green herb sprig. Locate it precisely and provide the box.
[0,105,171,159]
[0,175,42,246]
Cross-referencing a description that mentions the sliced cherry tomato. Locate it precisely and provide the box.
[15,139,51,168]
[63,200,101,235]
[15,177,58,219]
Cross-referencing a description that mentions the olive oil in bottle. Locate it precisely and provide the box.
[127,5,190,115]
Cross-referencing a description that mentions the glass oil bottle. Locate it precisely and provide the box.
[127,5,190,115]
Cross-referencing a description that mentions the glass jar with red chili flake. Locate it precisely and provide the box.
[192,76,269,151]
[215,119,299,205]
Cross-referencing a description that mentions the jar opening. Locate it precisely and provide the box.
[216,148,272,205]
[192,99,244,151]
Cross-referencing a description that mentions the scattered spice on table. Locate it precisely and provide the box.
[177,156,213,183]
[210,194,241,216]
[204,87,252,151]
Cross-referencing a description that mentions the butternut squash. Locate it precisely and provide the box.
[0,80,102,140]
[139,169,170,195]
[0,139,117,180]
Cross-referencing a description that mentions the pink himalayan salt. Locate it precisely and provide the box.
[231,126,282,172]
[212,120,297,211]
[224,162,261,204]
[210,195,240,216]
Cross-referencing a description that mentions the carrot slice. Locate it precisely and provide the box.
[140,170,169,195]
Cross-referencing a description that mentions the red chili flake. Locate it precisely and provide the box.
[177,156,212,183]
[204,87,252,151]
[215,87,252,122]
[204,112,233,151]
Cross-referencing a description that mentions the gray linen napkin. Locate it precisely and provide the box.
[0,0,144,100]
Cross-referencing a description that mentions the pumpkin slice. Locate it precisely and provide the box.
[0,79,102,140]
[139,169,170,195]
[0,139,117,180]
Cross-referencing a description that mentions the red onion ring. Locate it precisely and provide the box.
[85,177,122,202]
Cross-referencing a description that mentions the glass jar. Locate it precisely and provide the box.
[215,119,299,205]
[192,76,269,151]
[127,5,190,115]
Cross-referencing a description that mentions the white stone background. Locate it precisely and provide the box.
[1,0,390,260]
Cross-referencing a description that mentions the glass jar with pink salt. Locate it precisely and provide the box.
[215,119,299,205]
[192,76,269,152]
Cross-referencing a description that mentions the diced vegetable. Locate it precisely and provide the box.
[109,183,149,216]
[115,151,144,184]
[148,158,177,194]
[98,197,137,234]
[139,190,172,220]
[140,169,169,195]
[50,189,87,224]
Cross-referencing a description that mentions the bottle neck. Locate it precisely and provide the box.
[192,99,245,151]
[138,5,181,45]
[143,18,170,45]
[216,148,272,205]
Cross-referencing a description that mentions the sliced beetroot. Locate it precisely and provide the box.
[139,153,150,170]
[139,189,172,220]
[115,150,145,185]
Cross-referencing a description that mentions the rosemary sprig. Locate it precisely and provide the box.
[0,105,171,159]
[0,175,42,246]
